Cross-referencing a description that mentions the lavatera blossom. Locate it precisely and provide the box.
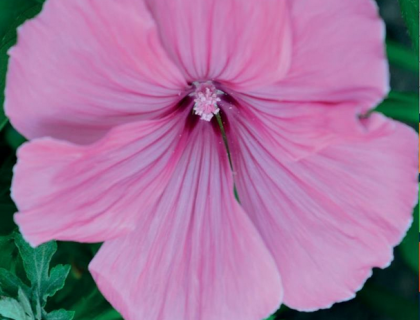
[4,0,418,319]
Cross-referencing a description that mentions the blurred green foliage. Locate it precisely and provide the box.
[0,0,418,320]
[398,0,419,54]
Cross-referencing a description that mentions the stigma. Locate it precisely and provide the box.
[192,82,223,121]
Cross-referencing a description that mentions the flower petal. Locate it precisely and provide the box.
[227,95,375,161]
[13,115,188,247]
[230,108,418,311]
[89,123,283,320]
[146,0,292,90]
[250,0,388,110]
[5,0,187,144]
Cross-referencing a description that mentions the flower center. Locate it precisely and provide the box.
[191,81,223,121]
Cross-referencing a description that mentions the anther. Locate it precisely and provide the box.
[191,82,223,121]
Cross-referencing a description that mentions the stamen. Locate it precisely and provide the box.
[192,82,222,121]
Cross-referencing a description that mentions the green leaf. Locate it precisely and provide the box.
[0,269,30,298]
[33,292,41,320]
[14,234,70,307]
[91,309,122,320]
[0,296,28,320]
[375,91,418,124]
[16,288,34,320]
[0,118,7,132]
[386,40,419,72]
[43,265,72,303]
[0,233,74,319]
[4,126,26,150]
[45,309,75,320]
[398,0,419,55]
[0,288,33,320]
[0,1,35,45]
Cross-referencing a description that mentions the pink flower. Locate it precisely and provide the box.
[5,0,418,319]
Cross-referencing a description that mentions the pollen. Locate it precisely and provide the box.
[192,82,222,121]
